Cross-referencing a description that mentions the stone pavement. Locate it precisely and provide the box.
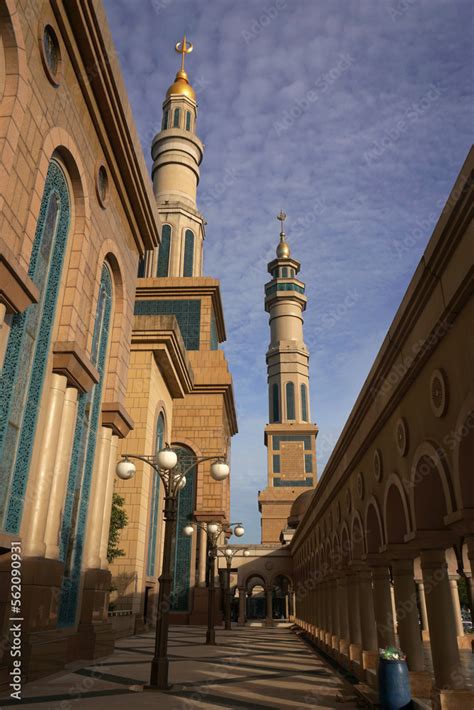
[0,626,366,709]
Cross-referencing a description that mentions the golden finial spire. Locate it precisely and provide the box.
[276,210,290,258]
[175,34,193,74]
[166,35,196,101]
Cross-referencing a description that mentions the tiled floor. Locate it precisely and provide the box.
[0,626,365,709]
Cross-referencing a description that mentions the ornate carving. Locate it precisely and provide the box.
[430,369,448,417]
[396,417,409,457]
[373,448,383,482]
[357,472,365,500]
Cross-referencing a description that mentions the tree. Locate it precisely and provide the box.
[107,492,128,564]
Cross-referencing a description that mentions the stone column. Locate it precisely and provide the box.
[198,524,207,587]
[99,434,119,569]
[338,574,350,656]
[44,387,79,559]
[391,559,424,671]
[372,566,395,648]
[420,549,464,690]
[265,587,273,626]
[359,568,378,651]
[23,374,67,557]
[417,581,430,638]
[238,587,246,626]
[331,577,340,649]
[390,582,397,635]
[83,427,113,569]
[448,577,464,637]
[347,572,362,645]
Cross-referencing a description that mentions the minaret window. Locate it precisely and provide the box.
[286,382,295,420]
[183,229,194,276]
[185,111,191,130]
[272,384,280,423]
[137,256,146,278]
[301,384,308,421]
[157,224,171,276]
[162,110,169,129]
[282,267,288,277]
[173,108,180,128]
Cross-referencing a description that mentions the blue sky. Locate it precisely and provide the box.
[103,0,473,543]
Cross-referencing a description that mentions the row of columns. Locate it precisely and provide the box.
[22,372,118,571]
[295,549,471,694]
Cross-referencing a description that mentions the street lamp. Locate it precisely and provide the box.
[116,446,229,690]
[183,521,245,644]
[217,546,250,630]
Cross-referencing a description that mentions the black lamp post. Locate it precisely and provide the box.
[217,546,250,630]
[183,521,245,644]
[116,447,230,690]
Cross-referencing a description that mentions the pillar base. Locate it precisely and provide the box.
[409,671,433,699]
[362,649,378,671]
[457,632,473,650]
[67,621,115,662]
[433,688,474,710]
[339,638,350,658]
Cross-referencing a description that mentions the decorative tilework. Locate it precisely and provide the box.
[273,477,313,487]
[146,414,164,577]
[273,455,281,474]
[170,446,196,612]
[58,263,113,627]
[183,230,194,277]
[157,225,171,277]
[134,299,201,350]
[210,311,218,350]
[265,282,305,296]
[272,435,312,451]
[304,454,313,473]
[0,160,70,532]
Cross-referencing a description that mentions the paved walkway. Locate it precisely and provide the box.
[0,626,365,709]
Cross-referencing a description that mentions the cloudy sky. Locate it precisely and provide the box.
[103,0,473,542]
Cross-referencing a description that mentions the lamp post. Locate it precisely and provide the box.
[183,521,245,644]
[116,447,229,690]
[217,547,250,630]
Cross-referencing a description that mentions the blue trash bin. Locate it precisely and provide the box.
[378,657,412,709]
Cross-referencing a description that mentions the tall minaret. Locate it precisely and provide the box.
[147,35,205,278]
[258,212,318,544]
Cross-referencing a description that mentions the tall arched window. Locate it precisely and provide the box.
[301,384,308,421]
[157,224,171,277]
[272,384,280,423]
[282,267,288,277]
[286,382,295,420]
[0,159,71,533]
[137,256,146,278]
[58,262,113,626]
[173,108,180,128]
[185,111,191,131]
[162,110,169,129]
[147,413,164,576]
[171,445,197,611]
[183,229,194,276]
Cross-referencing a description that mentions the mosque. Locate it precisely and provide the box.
[0,3,473,708]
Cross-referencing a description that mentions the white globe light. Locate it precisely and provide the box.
[116,459,136,480]
[157,448,178,471]
[183,525,194,536]
[207,523,219,534]
[177,475,187,490]
[210,461,229,481]
[225,547,232,557]
[234,525,245,538]
[243,549,250,557]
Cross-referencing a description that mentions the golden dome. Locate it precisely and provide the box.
[276,233,291,258]
[166,69,196,102]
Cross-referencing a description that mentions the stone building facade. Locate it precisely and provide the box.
[0,0,236,688]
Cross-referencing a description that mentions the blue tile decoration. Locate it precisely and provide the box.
[286,382,295,420]
[146,414,164,577]
[0,160,70,533]
[272,435,312,451]
[210,311,218,350]
[273,477,313,487]
[134,299,201,350]
[58,263,112,627]
[170,446,196,612]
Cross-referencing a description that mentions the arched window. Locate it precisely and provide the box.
[147,413,164,576]
[272,384,280,423]
[185,111,191,130]
[183,229,194,276]
[286,382,295,420]
[0,159,71,533]
[171,445,197,611]
[282,267,288,278]
[157,224,171,277]
[58,262,113,626]
[301,384,308,421]
[137,256,146,278]
[162,110,169,129]
[173,108,180,128]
